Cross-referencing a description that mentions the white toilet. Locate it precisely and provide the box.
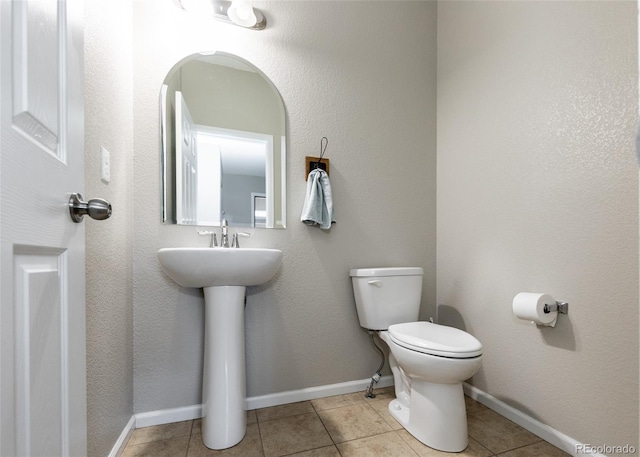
[350,267,483,452]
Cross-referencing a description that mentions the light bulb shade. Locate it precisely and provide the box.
[227,0,257,27]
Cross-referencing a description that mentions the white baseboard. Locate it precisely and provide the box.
[463,383,605,457]
[107,415,135,457]
[131,375,393,430]
[246,375,394,410]
[119,378,598,457]
[135,404,203,428]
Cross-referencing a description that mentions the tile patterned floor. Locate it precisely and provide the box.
[121,388,570,457]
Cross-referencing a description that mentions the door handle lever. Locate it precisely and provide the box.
[69,193,112,223]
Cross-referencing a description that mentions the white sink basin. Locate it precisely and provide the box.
[158,247,282,288]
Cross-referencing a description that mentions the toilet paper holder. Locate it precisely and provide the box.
[543,301,569,315]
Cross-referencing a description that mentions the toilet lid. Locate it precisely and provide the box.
[388,322,483,358]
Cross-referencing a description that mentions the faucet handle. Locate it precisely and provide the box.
[230,232,250,248]
[197,230,218,248]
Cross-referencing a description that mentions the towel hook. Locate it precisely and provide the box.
[316,137,328,168]
[305,138,330,179]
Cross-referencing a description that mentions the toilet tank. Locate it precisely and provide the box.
[350,267,423,330]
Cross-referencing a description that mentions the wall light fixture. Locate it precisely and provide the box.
[175,0,267,30]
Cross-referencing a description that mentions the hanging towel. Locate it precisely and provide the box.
[300,168,336,230]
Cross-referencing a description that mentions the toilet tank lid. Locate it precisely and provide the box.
[349,267,423,277]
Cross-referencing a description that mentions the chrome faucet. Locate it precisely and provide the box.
[220,219,230,248]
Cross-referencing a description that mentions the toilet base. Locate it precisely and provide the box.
[388,380,468,452]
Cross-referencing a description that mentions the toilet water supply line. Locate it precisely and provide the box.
[365,331,386,398]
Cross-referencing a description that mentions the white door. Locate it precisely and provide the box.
[175,91,198,224]
[0,0,87,456]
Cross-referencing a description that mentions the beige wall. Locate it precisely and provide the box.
[437,0,638,449]
[84,0,134,456]
[132,0,437,412]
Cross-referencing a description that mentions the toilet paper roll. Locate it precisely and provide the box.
[512,292,557,327]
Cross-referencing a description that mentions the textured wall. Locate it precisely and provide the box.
[84,0,134,456]
[132,1,437,413]
[437,0,638,449]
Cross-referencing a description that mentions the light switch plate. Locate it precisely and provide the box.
[100,146,110,184]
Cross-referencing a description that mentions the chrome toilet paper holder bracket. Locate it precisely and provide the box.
[543,301,569,314]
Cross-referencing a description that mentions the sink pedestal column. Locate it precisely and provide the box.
[201,285,247,450]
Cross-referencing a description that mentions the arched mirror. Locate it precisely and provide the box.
[161,52,286,228]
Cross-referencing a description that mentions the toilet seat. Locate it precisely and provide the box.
[388,322,483,359]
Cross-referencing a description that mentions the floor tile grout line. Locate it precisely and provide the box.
[492,438,545,456]
[255,401,316,424]
[314,397,397,447]
[308,391,403,454]
[467,405,547,455]
[309,397,321,414]
[278,444,342,457]
[255,415,268,457]
[471,436,496,456]
[123,420,194,449]
[184,419,196,457]
[390,429,422,457]
[314,405,340,448]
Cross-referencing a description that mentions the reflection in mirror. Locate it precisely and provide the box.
[161,52,286,228]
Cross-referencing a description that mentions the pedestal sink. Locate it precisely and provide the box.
[157,247,282,450]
